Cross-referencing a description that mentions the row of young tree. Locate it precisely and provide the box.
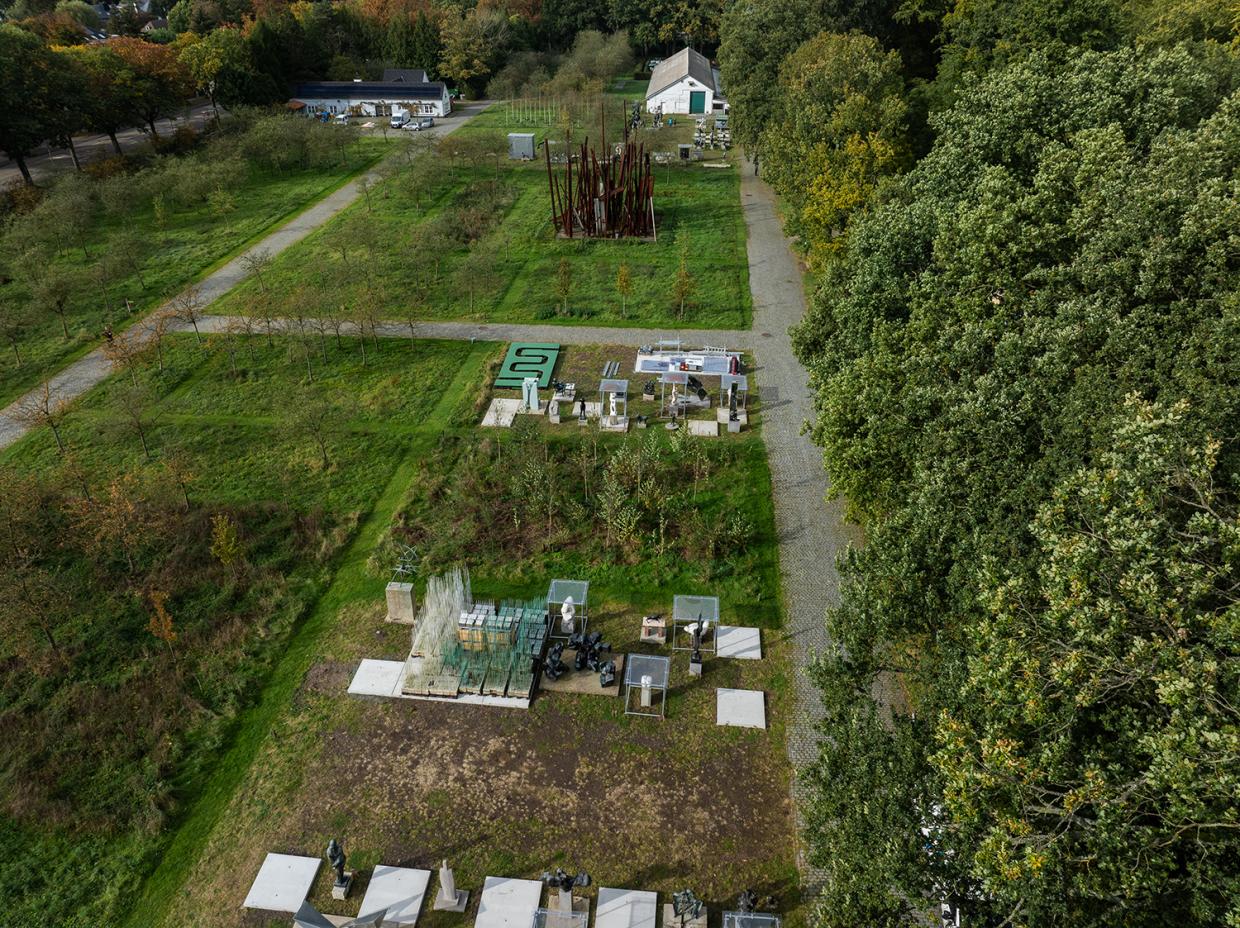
[716,1,1240,926]
[0,112,359,376]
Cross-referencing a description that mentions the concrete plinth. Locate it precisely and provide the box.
[663,904,708,928]
[434,888,470,912]
[386,582,417,624]
[331,872,354,900]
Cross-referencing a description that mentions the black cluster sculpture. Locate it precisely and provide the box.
[570,630,616,687]
[737,890,757,913]
[543,641,568,680]
[543,867,591,891]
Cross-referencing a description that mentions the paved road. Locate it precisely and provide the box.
[0,101,219,186]
[0,103,489,450]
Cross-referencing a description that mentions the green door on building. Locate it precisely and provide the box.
[689,91,706,114]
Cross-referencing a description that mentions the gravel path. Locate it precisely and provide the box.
[0,104,489,451]
[738,159,861,889]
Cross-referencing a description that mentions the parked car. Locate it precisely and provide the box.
[333,113,349,124]
[402,117,434,131]
[390,115,407,128]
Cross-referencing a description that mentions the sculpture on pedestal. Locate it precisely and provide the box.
[433,858,470,911]
[522,376,540,413]
[578,397,588,422]
[542,868,591,911]
[728,382,738,422]
[326,839,347,886]
[737,890,757,914]
[560,596,576,635]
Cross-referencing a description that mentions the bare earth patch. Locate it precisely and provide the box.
[166,600,801,928]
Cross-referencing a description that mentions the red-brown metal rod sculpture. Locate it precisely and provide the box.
[544,122,655,239]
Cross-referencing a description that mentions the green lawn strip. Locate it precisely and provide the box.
[121,342,491,928]
[0,139,393,409]
[209,147,750,330]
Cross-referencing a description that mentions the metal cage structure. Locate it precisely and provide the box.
[624,653,671,718]
[671,594,720,654]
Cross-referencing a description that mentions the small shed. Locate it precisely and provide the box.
[508,132,536,160]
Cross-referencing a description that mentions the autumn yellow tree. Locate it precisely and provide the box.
[147,588,176,647]
[209,512,245,576]
[761,31,908,266]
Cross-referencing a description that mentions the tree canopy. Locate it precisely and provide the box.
[793,43,1240,927]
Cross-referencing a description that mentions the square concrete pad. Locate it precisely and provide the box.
[476,876,543,928]
[597,888,658,928]
[243,853,320,912]
[349,659,405,697]
[482,398,521,428]
[716,688,766,729]
[716,626,762,660]
[687,420,718,437]
[359,865,431,925]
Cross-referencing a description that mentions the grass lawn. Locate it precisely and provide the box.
[0,137,391,409]
[0,333,486,928]
[210,131,749,330]
[121,343,802,928]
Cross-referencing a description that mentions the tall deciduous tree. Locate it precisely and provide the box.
[108,37,194,138]
[795,45,1240,928]
[0,25,71,184]
[762,31,908,265]
[176,26,256,117]
[61,44,136,155]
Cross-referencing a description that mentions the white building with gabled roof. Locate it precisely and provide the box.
[645,47,726,116]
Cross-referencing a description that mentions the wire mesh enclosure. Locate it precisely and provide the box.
[624,654,671,718]
[672,595,720,654]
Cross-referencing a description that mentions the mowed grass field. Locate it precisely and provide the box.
[0,136,390,408]
[210,119,750,329]
[0,333,488,928]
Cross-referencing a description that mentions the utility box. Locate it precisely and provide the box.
[508,132,535,160]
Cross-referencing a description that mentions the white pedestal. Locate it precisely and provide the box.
[434,888,470,912]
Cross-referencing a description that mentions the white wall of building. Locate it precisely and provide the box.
[294,92,451,118]
[645,77,714,116]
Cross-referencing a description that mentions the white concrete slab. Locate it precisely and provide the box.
[716,688,766,729]
[716,626,762,660]
[476,876,543,928]
[349,659,406,696]
[687,419,718,437]
[243,853,320,912]
[359,865,431,926]
[597,888,658,928]
[482,398,521,428]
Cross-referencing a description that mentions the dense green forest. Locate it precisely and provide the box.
[715,0,1240,925]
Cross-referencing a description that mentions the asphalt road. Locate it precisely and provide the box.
[0,100,220,187]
